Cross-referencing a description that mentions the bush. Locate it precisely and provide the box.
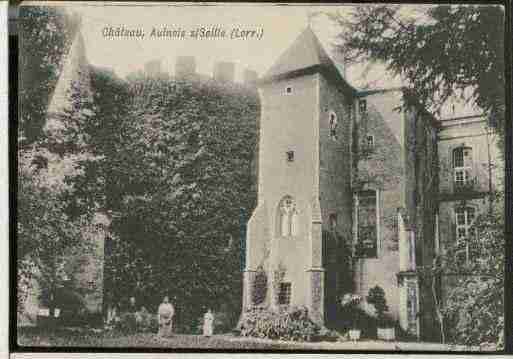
[237,306,321,342]
[115,312,137,333]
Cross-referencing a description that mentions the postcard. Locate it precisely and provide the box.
[13,1,506,353]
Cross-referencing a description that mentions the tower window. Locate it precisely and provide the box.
[285,86,293,94]
[278,282,292,305]
[329,213,337,231]
[357,190,378,258]
[286,150,294,162]
[329,112,338,140]
[453,146,473,188]
[278,196,299,237]
[366,135,374,148]
[359,99,367,115]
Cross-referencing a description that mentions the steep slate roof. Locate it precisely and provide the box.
[259,27,356,94]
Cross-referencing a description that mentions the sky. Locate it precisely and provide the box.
[45,2,481,118]
[63,3,402,88]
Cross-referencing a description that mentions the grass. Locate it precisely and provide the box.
[16,327,482,351]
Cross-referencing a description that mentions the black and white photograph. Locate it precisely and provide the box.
[13,1,507,352]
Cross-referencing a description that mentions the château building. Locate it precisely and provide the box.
[243,27,501,340]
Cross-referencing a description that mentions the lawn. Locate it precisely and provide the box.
[16,327,484,351]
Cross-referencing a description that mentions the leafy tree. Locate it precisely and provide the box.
[440,192,504,347]
[18,6,80,144]
[17,9,100,318]
[328,5,505,143]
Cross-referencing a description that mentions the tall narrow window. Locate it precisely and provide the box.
[329,213,338,232]
[357,190,378,258]
[329,111,338,140]
[453,147,473,188]
[366,135,374,148]
[455,206,476,239]
[359,99,367,115]
[278,196,298,237]
[455,206,477,265]
[278,282,292,305]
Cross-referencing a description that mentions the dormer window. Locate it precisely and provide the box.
[285,86,293,95]
[329,111,338,140]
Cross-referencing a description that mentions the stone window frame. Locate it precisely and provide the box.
[452,145,473,187]
[278,282,292,305]
[286,150,294,162]
[277,196,299,238]
[285,86,293,95]
[354,188,381,258]
[453,204,478,265]
[328,212,338,232]
[366,134,375,148]
[358,98,367,115]
[328,111,338,140]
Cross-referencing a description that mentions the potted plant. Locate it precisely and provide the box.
[366,285,395,341]
[340,293,362,340]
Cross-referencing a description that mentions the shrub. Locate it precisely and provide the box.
[115,312,138,334]
[237,306,321,342]
[366,286,391,326]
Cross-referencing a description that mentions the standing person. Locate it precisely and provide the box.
[203,309,214,337]
[128,296,137,313]
[158,296,175,338]
[127,296,138,332]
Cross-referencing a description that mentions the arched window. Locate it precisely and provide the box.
[453,146,473,187]
[278,196,298,237]
[329,111,338,140]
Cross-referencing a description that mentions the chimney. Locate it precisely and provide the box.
[144,59,162,76]
[175,56,196,78]
[243,69,258,86]
[213,61,235,83]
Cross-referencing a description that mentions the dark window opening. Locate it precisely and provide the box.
[286,151,294,162]
[278,282,292,305]
[366,135,374,148]
[357,190,377,258]
[359,99,367,115]
[329,213,337,231]
[286,86,292,94]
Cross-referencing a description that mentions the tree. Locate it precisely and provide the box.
[440,192,504,347]
[330,4,505,347]
[17,147,94,316]
[18,6,80,144]
[17,9,100,319]
[328,5,505,144]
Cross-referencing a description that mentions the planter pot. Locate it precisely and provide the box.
[348,329,361,341]
[377,327,395,341]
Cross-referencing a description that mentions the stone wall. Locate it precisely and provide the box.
[353,90,405,321]
[246,73,321,316]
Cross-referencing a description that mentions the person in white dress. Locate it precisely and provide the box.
[203,309,214,337]
[158,296,175,337]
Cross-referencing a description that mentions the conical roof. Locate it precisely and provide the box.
[260,27,355,93]
[264,27,332,78]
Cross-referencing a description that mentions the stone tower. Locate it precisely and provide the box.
[243,28,356,325]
